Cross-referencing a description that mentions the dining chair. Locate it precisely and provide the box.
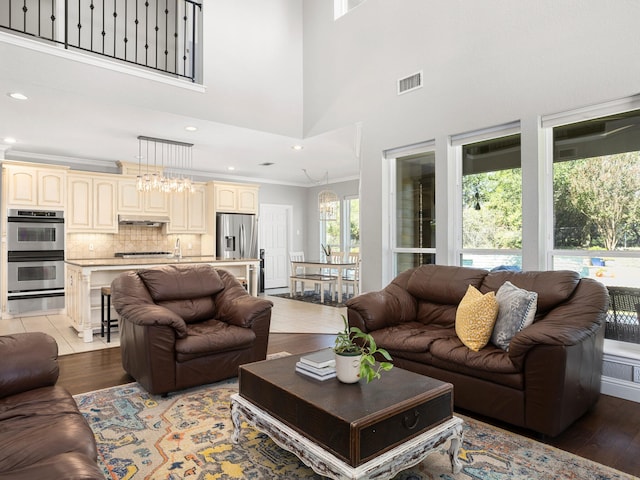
[288,251,337,303]
[329,252,345,263]
[289,251,307,296]
[341,252,360,298]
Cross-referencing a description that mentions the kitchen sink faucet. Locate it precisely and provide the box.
[174,238,182,259]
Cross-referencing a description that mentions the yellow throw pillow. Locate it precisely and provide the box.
[455,285,499,352]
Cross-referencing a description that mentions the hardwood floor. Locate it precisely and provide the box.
[58,334,640,477]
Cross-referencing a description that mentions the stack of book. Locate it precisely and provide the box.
[296,348,336,381]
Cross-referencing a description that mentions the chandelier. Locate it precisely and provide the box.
[318,189,339,221]
[303,169,339,222]
[136,136,195,193]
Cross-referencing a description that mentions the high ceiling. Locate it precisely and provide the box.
[0,36,361,187]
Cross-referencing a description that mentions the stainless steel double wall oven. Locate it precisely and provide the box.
[7,209,65,314]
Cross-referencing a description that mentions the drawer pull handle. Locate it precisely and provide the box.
[402,411,420,429]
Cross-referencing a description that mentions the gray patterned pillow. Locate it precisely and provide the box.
[491,281,538,351]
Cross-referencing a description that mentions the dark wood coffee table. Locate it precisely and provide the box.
[231,352,463,480]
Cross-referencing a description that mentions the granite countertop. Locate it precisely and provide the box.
[65,256,259,267]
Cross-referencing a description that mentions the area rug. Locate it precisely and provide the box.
[74,380,634,480]
[269,291,354,307]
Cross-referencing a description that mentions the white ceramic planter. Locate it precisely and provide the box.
[335,352,362,383]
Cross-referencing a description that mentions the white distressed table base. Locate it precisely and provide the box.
[231,394,463,480]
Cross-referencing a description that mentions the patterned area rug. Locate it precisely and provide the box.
[74,380,633,480]
[269,291,354,307]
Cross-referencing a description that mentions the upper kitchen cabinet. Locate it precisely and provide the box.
[118,177,169,215]
[2,162,67,208]
[167,183,206,234]
[67,174,117,233]
[213,182,259,214]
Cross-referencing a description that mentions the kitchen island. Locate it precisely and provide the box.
[65,256,259,341]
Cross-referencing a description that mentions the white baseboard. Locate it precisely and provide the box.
[601,376,640,403]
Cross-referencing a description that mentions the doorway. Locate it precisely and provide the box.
[259,204,291,289]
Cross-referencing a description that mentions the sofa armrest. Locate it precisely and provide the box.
[218,296,274,328]
[346,284,418,332]
[117,304,188,338]
[0,332,59,399]
[214,269,273,328]
[508,278,607,369]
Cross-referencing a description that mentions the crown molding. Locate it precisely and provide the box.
[4,150,359,188]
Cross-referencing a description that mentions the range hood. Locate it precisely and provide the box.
[118,214,170,227]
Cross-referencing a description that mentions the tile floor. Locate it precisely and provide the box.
[0,289,345,356]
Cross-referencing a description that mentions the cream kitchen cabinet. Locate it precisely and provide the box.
[167,183,206,233]
[118,177,169,215]
[67,174,118,233]
[3,163,66,208]
[213,182,259,214]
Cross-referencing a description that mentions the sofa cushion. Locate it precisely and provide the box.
[455,285,499,351]
[407,265,488,305]
[491,281,538,351]
[138,264,225,302]
[175,319,256,362]
[416,302,458,328]
[156,297,217,324]
[481,270,580,314]
[0,386,98,473]
[370,323,457,353]
[430,337,520,374]
[424,338,524,390]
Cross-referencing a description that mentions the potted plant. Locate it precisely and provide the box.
[334,315,393,383]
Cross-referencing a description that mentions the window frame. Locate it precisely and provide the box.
[542,95,640,276]
[387,141,437,276]
[453,122,523,270]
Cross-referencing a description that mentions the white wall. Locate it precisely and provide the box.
[258,183,308,252]
[204,0,303,136]
[302,0,640,291]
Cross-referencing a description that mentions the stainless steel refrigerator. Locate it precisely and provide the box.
[216,213,258,259]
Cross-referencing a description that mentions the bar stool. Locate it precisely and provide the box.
[100,286,118,343]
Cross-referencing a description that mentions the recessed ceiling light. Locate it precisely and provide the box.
[292,145,304,151]
[185,126,198,132]
[3,137,17,144]
[8,92,28,100]
[227,166,235,171]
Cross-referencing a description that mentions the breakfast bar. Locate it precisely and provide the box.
[65,256,259,341]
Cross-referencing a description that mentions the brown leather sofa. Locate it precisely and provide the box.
[346,265,608,437]
[0,332,104,480]
[111,264,273,395]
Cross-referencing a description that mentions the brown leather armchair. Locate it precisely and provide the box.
[0,332,104,479]
[111,264,273,395]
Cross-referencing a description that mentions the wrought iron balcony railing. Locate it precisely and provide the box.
[0,0,202,82]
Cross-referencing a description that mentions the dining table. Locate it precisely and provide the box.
[291,259,357,303]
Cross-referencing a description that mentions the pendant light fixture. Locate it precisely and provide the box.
[303,169,339,222]
[136,136,195,193]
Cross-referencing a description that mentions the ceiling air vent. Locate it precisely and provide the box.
[397,71,423,95]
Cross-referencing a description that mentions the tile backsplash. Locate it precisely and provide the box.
[67,226,202,259]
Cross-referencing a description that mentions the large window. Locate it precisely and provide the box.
[345,197,360,253]
[459,132,522,270]
[553,110,640,254]
[320,197,360,256]
[551,109,640,343]
[392,150,436,274]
